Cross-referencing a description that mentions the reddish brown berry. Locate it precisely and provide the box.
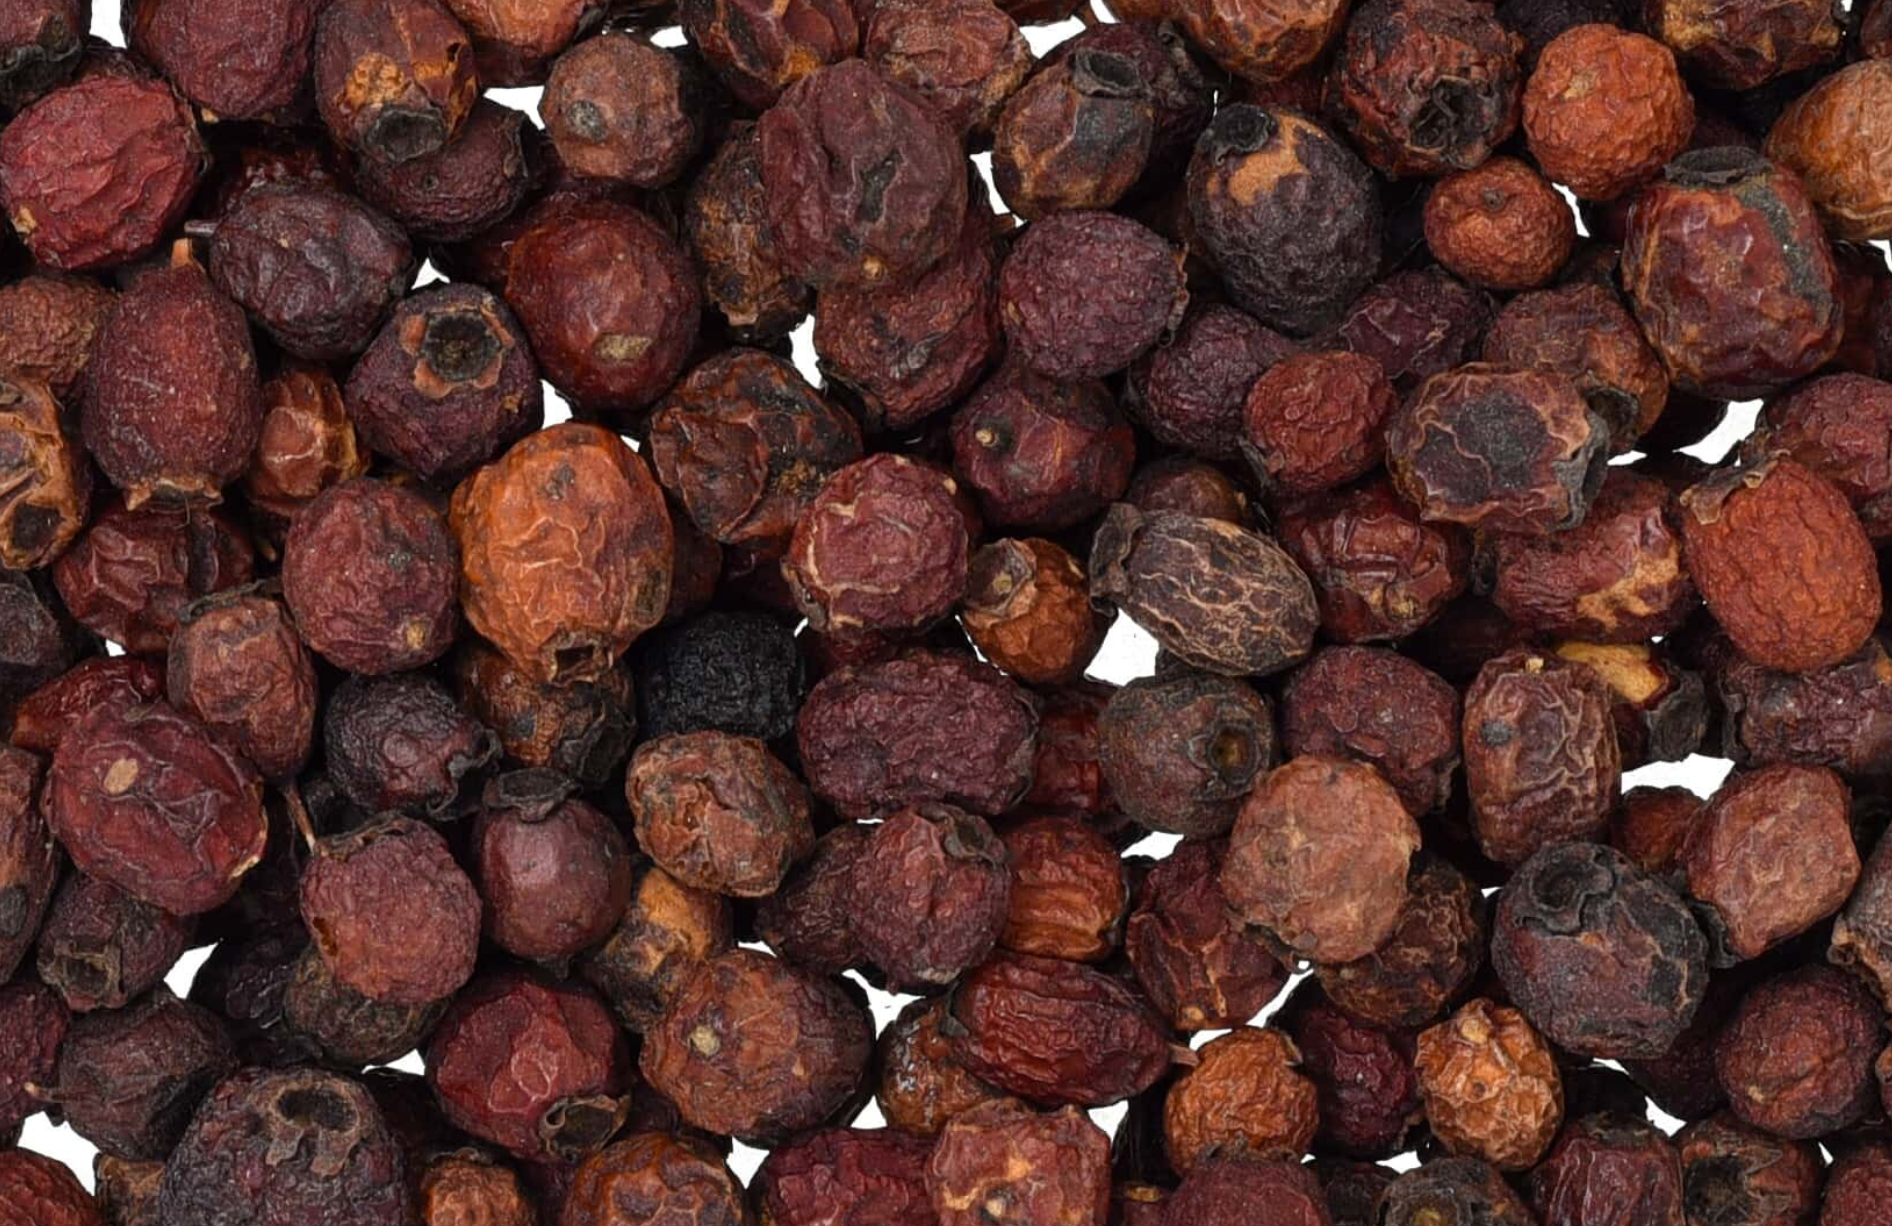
[1164,1027,1318,1173]
[962,538,1106,688]
[1644,0,1841,89]
[313,0,480,164]
[0,273,113,400]
[0,372,89,571]
[683,0,856,108]
[928,1100,1110,1226]
[1097,669,1275,838]
[999,211,1183,381]
[1179,0,1347,86]
[241,365,369,522]
[1424,157,1576,290]
[951,363,1135,532]
[1716,967,1884,1139]
[992,50,1153,220]
[684,124,812,344]
[563,1132,749,1226]
[760,1128,933,1226]
[1482,283,1671,447]
[439,0,604,85]
[541,34,702,189]
[1126,839,1288,1032]
[851,804,1011,989]
[1757,374,1892,540]
[354,98,533,242]
[1276,479,1472,644]
[626,732,813,900]
[1416,999,1564,1171]
[863,0,1031,140]
[323,672,497,819]
[1241,351,1396,497]
[476,771,633,966]
[578,861,733,1033]
[1128,303,1299,461]
[166,592,316,782]
[36,871,190,1014]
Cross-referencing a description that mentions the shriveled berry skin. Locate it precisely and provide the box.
[0,372,90,571]
[633,611,803,743]
[0,0,85,111]
[53,503,254,656]
[165,592,316,782]
[755,824,868,976]
[1524,24,1694,203]
[998,211,1182,381]
[541,33,700,188]
[579,861,733,1032]
[1529,1112,1685,1226]
[1022,681,1113,821]
[155,1068,408,1226]
[1676,1113,1821,1226]
[129,0,318,121]
[627,732,812,899]
[1678,458,1880,673]
[1425,158,1575,290]
[641,948,872,1144]
[0,74,204,271]
[1559,639,1703,768]
[993,50,1153,220]
[282,946,446,1067]
[501,197,701,414]
[1822,1143,1892,1226]
[1758,374,1892,539]
[1280,989,1421,1159]
[1330,269,1494,397]
[1318,854,1483,1030]
[963,538,1107,688]
[851,804,1011,989]
[875,996,1007,1136]
[301,815,481,1005]
[948,952,1171,1108]
[1483,283,1670,447]
[1098,669,1274,838]
[54,989,235,1161]
[563,1132,750,1226]
[928,1100,1110,1226]
[650,347,862,556]
[1611,785,1704,876]
[242,366,368,523]
[437,0,602,84]
[1282,647,1459,817]
[1643,0,1841,90]
[313,0,479,164]
[1716,967,1883,1140]
[685,124,813,344]
[428,971,631,1162]
[1164,1026,1318,1172]
[355,98,532,241]
[864,0,1031,140]
[415,1151,534,1226]
[1091,504,1318,677]
[1188,105,1381,337]
[0,1150,102,1226]
[1463,648,1621,864]
[48,702,265,916]
[1331,0,1524,177]
[1129,303,1299,460]
[1126,458,1248,523]
[1833,831,1892,1004]
[760,1126,932,1226]
[81,261,261,508]
[1764,61,1892,243]
[323,672,496,818]
[0,978,67,1139]
[10,657,160,756]
[1241,351,1395,497]
[460,644,636,786]
[684,0,854,108]
[1127,839,1288,1031]
[951,364,1135,532]
[1276,479,1472,644]
[1416,999,1565,1171]
[796,650,1039,820]
[1622,149,1843,399]
[452,423,674,683]
[0,273,114,400]
[1684,764,1857,963]
[37,872,190,1014]
[1493,842,1708,1060]
[344,282,542,482]
[476,772,632,965]
[1162,1155,1332,1226]
[1379,1158,1533,1226]
[1388,363,1611,535]
[760,60,965,292]
[1000,814,1124,963]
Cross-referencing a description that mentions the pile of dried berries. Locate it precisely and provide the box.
[8,0,1892,1222]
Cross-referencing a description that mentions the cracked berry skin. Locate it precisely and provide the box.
[541,32,702,189]
[1765,60,1892,244]
[355,97,533,242]
[578,860,733,1033]
[1330,268,1494,397]
[1161,1154,1331,1226]
[1423,157,1575,290]
[1275,478,1472,645]
[165,591,317,782]
[563,1131,751,1226]
[312,0,480,165]
[1491,840,1708,1060]
[685,123,812,345]
[154,1068,408,1226]
[1528,1112,1685,1226]
[626,731,814,900]
[52,503,254,657]
[0,272,114,401]
[1241,350,1396,498]
[1126,838,1288,1032]
[1482,284,1671,448]
[684,0,855,108]
[864,0,1031,141]
[1317,854,1485,1032]
[0,977,66,1140]
[1415,998,1565,1171]
[126,0,314,121]
[760,1126,934,1226]
[0,0,86,112]
[1282,646,1460,817]
[0,371,90,571]
[1644,0,1841,90]
[1164,1026,1319,1172]
[1180,0,1347,87]
[1755,374,1892,541]
[1675,1112,1821,1226]
[998,210,1183,381]
[950,363,1135,533]
[992,49,1153,221]
[1278,987,1421,1160]
[0,746,58,981]
[850,803,1011,989]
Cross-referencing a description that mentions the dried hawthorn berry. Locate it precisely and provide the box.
[863,0,1031,140]
[1756,374,1892,539]
[1529,1112,1685,1226]
[1482,283,1671,447]
[0,749,54,980]
[1128,303,1298,461]
[578,861,733,1032]
[1097,669,1275,838]
[684,124,812,344]
[1330,269,1494,397]
[282,946,446,1067]
[0,74,204,271]
[0,1151,102,1226]
[1716,966,1883,1139]
[797,650,1040,820]
[683,0,854,108]
[948,952,1172,1108]
[1280,987,1421,1159]
[155,1068,409,1226]
[81,260,260,508]
[1493,841,1708,1059]
[301,815,481,1005]
[1644,0,1840,89]
[1125,457,1249,523]
[1416,998,1564,1171]
[1678,458,1880,673]
[1833,832,1892,1003]
[1331,0,1524,177]
[344,283,542,483]
[993,50,1153,220]
[850,804,1010,988]
[451,423,674,683]
[760,60,965,292]
[96,1154,163,1226]
[428,971,629,1162]
[1379,1158,1535,1226]
[0,273,113,399]
[323,672,497,819]
[1275,479,1472,644]
[0,0,84,110]
[963,539,1108,688]
[1684,764,1859,963]
[1612,785,1705,874]
[1555,639,1708,768]
[541,34,701,188]
[0,372,89,570]
[1179,0,1346,86]
[1676,1112,1822,1226]
[562,1132,747,1226]
[1022,682,1113,821]
[627,731,813,899]
[998,211,1183,381]
[1092,504,1318,677]
[1317,854,1484,1030]
[649,347,862,556]
[48,701,264,915]
[760,1126,934,1226]
[355,98,532,242]
[1282,647,1459,817]
[501,197,701,413]
[1822,1142,1892,1226]
[415,1151,533,1226]
[313,0,478,163]
[52,503,253,656]
[640,948,872,1144]
[1622,149,1843,399]
[438,0,602,84]
[165,591,315,782]
[0,978,64,1139]
[1126,839,1288,1031]
[1462,648,1621,864]
[1047,23,1214,181]
[932,1101,1111,1226]
[10,658,160,758]
[1523,24,1693,202]
[631,612,799,744]
[1765,61,1892,243]
[875,996,1007,1135]
[127,0,318,121]
[476,771,632,965]
[1241,351,1395,497]
[1387,363,1610,535]
[241,365,368,523]
[1424,158,1576,290]
[1162,1154,1330,1226]
[53,989,235,1160]
[457,643,635,787]
[755,823,868,975]
[951,364,1135,532]
[1164,1026,1317,1172]
[1000,815,1125,964]
[36,872,190,1014]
